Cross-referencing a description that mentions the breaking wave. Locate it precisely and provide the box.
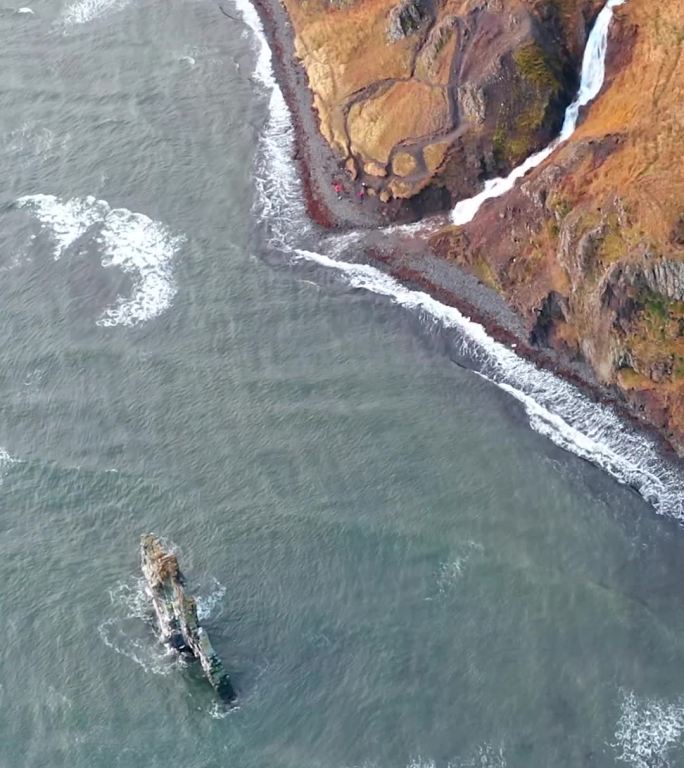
[613,690,684,768]
[231,0,684,519]
[17,194,183,327]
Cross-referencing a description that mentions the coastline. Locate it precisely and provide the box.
[245,0,684,462]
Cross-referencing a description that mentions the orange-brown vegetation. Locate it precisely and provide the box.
[282,0,602,199]
[431,0,684,451]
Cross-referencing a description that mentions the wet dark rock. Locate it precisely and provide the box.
[387,0,428,41]
[140,534,236,703]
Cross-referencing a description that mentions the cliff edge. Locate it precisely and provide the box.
[431,0,684,452]
[281,0,603,203]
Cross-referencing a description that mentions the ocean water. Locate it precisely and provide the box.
[2,2,684,768]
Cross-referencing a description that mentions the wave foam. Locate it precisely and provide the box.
[454,744,507,768]
[435,541,484,595]
[62,0,127,25]
[196,579,226,621]
[98,578,180,676]
[17,194,182,326]
[100,565,228,676]
[17,194,108,259]
[614,691,684,768]
[0,448,16,484]
[96,207,183,327]
[231,0,309,248]
[402,744,506,768]
[290,248,684,518]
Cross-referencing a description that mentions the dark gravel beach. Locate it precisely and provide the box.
[248,0,684,459]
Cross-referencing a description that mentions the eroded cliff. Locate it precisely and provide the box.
[282,0,603,202]
[431,0,684,451]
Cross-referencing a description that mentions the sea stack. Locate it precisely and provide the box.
[140,534,236,703]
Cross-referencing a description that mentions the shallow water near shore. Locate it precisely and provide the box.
[2,1,684,767]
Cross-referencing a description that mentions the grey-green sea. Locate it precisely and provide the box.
[2,1,684,767]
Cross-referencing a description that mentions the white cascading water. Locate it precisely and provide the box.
[233,0,684,519]
[451,0,626,226]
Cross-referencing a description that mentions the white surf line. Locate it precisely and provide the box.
[450,0,626,226]
[233,0,684,518]
[231,0,312,253]
[292,247,684,518]
[16,194,183,327]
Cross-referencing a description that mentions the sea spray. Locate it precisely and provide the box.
[450,0,627,226]
[613,691,684,768]
[232,0,684,518]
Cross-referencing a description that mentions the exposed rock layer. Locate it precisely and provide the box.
[283,0,604,201]
[430,0,684,452]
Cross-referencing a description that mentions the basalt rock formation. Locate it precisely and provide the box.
[140,534,236,702]
[430,0,684,452]
[282,0,603,202]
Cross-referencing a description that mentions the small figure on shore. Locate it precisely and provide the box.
[332,181,343,199]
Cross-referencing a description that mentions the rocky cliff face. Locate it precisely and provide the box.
[275,0,683,453]
[282,0,603,202]
[430,0,684,452]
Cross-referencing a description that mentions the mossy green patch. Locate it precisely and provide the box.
[493,96,548,166]
[472,256,501,290]
[513,43,562,94]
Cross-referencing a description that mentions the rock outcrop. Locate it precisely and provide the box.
[430,0,684,452]
[140,534,236,702]
[271,0,683,451]
[282,0,603,202]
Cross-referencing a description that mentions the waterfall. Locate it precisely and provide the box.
[450,0,626,226]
